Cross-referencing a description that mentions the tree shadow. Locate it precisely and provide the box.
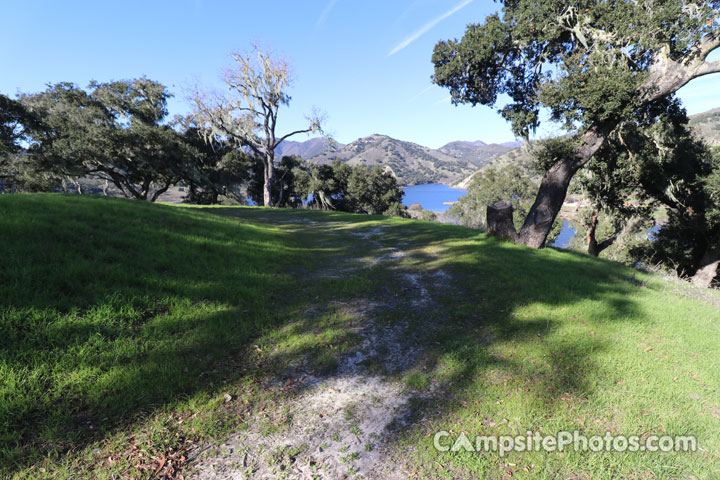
[192,209,657,475]
[0,198,659,476]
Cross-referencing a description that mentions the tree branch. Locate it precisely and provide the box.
[697,60,720,77]
[244,142,263,157]
[596,233,618,254]
[699,32,720,60]
[150,183,171,202]
[274,128,313,149]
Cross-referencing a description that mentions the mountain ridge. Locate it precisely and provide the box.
[273,107,718,187]
[276,134,518,186]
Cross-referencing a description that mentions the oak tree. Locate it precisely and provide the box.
[433,0,720,247]
[23,80,194,201]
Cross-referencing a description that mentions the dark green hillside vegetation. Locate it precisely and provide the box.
[1,195,719,479]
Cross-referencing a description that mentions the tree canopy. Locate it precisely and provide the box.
[305,160,407,217]
[0,95,36,158]
[21,79,196,201]
[433,0,720,247]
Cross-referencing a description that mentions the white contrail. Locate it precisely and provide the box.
[317,0,339,26]
[434,95,452,105]
[388,0,473,56]
[408,85,434,102]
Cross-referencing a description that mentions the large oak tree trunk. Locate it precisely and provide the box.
[262,152,275,207]
[489,124,611,247]
[516,158,579,247]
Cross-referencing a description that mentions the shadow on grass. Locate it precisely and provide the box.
[208,208,651,435]
[0,197,652,476]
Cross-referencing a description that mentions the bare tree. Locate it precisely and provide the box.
[191,46,323,206]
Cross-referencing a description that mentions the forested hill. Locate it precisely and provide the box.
[277,134,517,185]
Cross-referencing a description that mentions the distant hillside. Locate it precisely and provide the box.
[453,144,533,189]
[275,137,344,159]
[690,107,720,146]
[451,107,720,189]
[273,135,519,186]
[438,140,516,164]
[306,134,514,185]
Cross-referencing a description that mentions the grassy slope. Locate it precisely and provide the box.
[1,195,719,479]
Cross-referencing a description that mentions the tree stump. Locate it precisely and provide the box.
[486,201,518,241]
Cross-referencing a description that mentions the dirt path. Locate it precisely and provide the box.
[187,221,452,479]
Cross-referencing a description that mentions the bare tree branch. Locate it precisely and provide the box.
[274,128,315,149]
[698,60,720,76]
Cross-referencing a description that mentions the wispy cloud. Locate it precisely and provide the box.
[408,85,434,102]
[388,0,473,56]
[434,95,452,105]
[317,0,339,26]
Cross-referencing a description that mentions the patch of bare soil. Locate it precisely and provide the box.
[187,224,452,479]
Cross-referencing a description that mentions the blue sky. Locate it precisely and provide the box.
[1,0,718,149]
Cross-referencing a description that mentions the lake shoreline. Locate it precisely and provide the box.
[402,183,468,213]
[402,182,466,190]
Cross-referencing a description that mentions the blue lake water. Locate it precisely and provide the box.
[402,183,468,213]
[401,183,580,247]
[552,220,577,248]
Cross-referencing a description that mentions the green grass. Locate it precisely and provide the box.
[0,195,350,478]
[1,194,719,479]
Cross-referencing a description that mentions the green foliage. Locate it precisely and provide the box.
[0,154,60,193]
[1,94,64,192]
[307,160,408,217]
[432,0,720,138]
[345,165,405,215]
[566,98,718,273]
[21,79,198,201]
[306,161,348,211]
[90,78,170,126]
[418,210,437,222]
[448,162,537,230]
[271,155,312,208]
[569,123,657,256]
[0,94,36,158]
[705,148,720,224]
[179,121,254,204]
[533,136,578,173]
[637,143,720,281]
[245,155,317,208]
